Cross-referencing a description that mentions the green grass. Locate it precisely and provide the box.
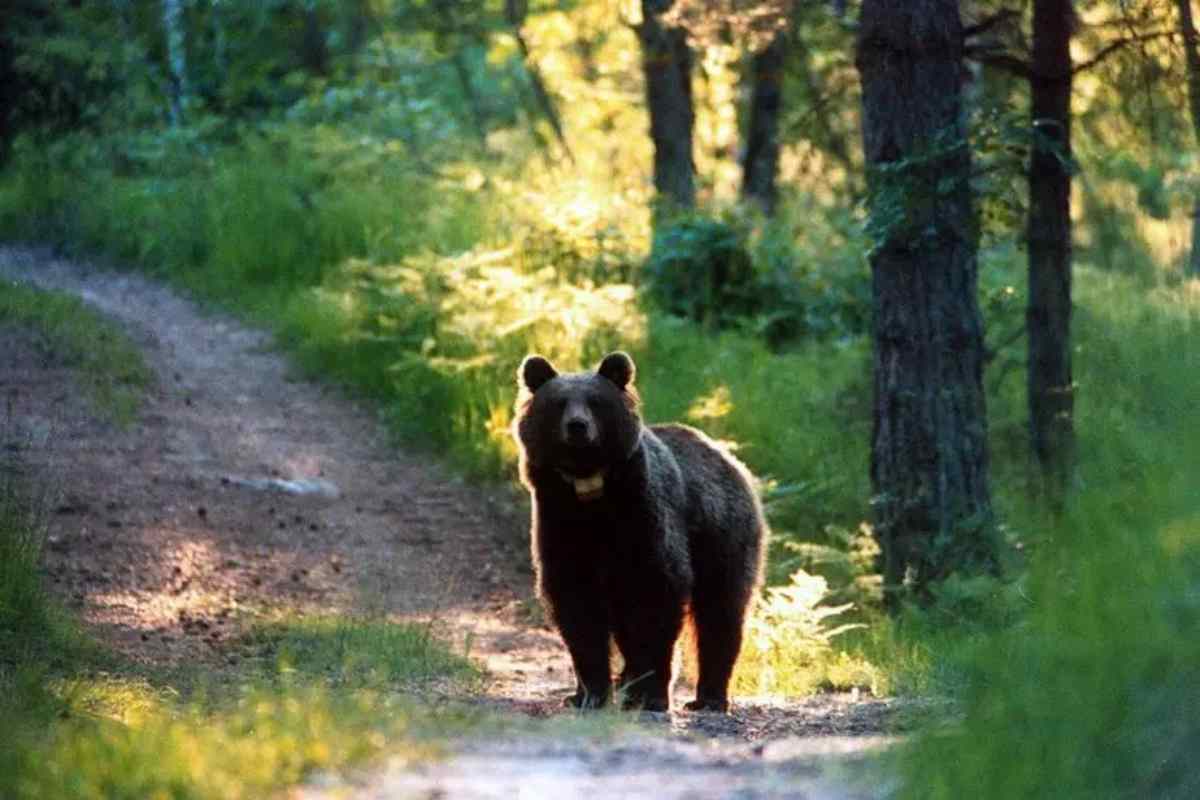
[0,588,480,800]
[0,461,478,799]
[894,277,1200,798]
[241,615,483,690]
[0,280,152,426]
[4,677,398,800]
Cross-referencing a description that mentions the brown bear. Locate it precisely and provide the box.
[512,351,766,712]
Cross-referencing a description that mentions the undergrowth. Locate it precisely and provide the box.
[0,500,480,800]
[895,280,1200,798]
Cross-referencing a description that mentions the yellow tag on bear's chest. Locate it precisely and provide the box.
[573,473,605,502]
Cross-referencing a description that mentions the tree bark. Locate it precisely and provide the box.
[450,51,492,151]
[1026,0,1075,500]
[162,0,189,125]
[1177,0,1200,276]
[741,31,787,215]
[507,0,575,164]
[639,0,696,213]
[857,0,995,606]
[300,0,330,77]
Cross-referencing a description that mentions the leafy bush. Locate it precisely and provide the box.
[733,569,878,697]
[643,213,871,349]
[644,216,760,328]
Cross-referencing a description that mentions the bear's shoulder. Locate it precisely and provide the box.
[649,423,755,486]
[649,422,723,454]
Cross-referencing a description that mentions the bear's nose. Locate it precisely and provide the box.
[565,417,591,444]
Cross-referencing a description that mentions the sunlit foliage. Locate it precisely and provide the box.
[735,569,878,697]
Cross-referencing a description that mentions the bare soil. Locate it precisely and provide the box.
[1,245,896,798]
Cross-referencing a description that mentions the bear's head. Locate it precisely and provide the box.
[513,351,642,501]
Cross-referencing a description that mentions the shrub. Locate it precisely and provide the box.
[644,216,760,329]
[643,213,871,349]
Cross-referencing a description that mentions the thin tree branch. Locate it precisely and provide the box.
[971,30,1181,80]
[515,34,577,163]
[1071,30,1178,75]
[965,45,1033,79]
[985,324,1027,365]
[963,8,1020,40]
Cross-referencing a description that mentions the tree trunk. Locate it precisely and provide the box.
[162,0,188,125]
[857,0,995,606]
[450,51,492,151]
[507,0,575,164]
[1026,0,1075,500]
[741,31,786,215]
[300,0,330,77]
[1177,0,1200,276]
[210,0,226,92]
[639,0,696,213]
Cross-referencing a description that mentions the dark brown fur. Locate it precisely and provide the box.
[512,351,766,712]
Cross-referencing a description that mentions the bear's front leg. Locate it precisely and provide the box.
[542,576,612,709]
[613,597,685,712]
[560,618,612,709]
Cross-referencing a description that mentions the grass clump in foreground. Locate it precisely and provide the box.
[0,279,152,426]
[0,499,481,799]
[1,597,481,800]
[243,615,483,691]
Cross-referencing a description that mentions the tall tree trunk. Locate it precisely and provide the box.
[857,0,995,606]
[1027,0,1075,500]
[450,51,492,151]
[639,0,696,214]
[741,31,786,215]
[1177,0,1200,276]
[506,0,575,164]
[162,0,188,125]
[300,0,330,77]
[210,0,226,92]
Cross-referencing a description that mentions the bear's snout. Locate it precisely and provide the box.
[562,402,597,446]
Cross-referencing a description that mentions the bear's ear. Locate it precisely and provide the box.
[519,355,558,393]
[598,351,636,389]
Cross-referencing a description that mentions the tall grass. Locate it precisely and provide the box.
[897,277,1200,798]
[0,440,85,679]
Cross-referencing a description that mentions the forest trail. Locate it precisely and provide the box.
[1,245,894,799]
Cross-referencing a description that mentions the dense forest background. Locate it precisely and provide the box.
[2,1,1199,798]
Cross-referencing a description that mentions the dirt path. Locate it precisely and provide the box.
[1,245,895,798]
